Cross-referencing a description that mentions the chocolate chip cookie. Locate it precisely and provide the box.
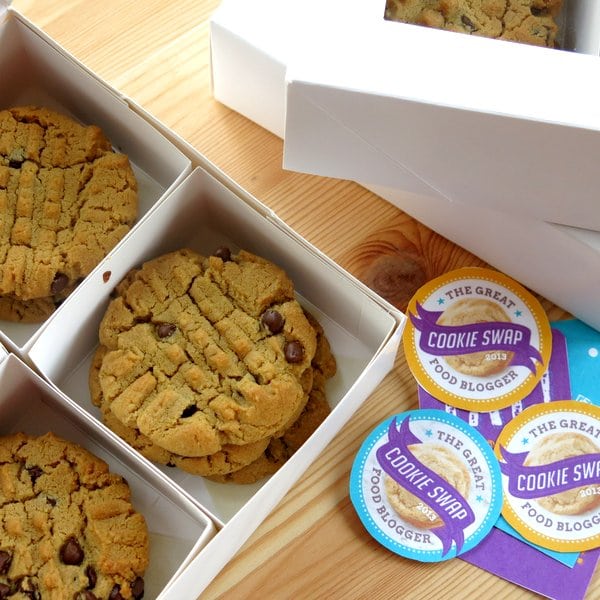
[0,106,138,322]
[92,247,318,463]
[0,432,148,599]
[385,0,563,48]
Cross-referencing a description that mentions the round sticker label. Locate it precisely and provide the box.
[403,267,552,411]
[496,401,600,552]
[349,409,502,562]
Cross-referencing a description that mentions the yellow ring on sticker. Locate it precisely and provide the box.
[403,267,552,411]
[496,400,600,552]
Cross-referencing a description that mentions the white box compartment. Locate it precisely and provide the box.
[0,7,192,355]
[0,353,216,600]
[27,165,406,596]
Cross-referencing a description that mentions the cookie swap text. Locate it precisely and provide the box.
[500,446,600,499]
[409,302,542,375]
[375,417,477,556]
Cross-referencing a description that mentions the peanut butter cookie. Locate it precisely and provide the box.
[0,106,138,322]
[93,248,317,461]
[0,432,148,599]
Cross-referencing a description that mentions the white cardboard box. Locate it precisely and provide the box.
[0,6,192,356]
[210,0,600,331]
[28,166,405,597]
[2,3,407,597]
[0,353,216,599]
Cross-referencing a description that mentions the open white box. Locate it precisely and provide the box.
[210,0,600,332]
[27,166,405,596]
[0,6,192,356]
[0,352,216,600]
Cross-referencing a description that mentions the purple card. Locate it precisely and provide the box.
[462,528,600,600]
[419,327,600,598]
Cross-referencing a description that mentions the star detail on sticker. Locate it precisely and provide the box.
[476,495,484,503]
[425,429,433,438]
[437,297,445,306]
[521,437,529,446]
[514,310,523,318]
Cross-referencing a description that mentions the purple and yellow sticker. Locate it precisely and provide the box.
[403,267,552,411]
[496,401,600,552]
[349,409,502,562]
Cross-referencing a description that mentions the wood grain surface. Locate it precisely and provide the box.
[9,1,588,599]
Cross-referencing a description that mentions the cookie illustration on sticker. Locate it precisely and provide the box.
[496,401,600,552]
[349,409,502,562]
[403,267,552,411]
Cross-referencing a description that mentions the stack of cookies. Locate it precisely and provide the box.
[89,247,336,484]
[0,106,138,322]
[0,432,148,599]
[385,0,564,48]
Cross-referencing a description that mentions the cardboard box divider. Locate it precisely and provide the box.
[1,5,407,597]
[0,353,216,600]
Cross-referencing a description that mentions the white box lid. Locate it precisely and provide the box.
[283,2,600,230]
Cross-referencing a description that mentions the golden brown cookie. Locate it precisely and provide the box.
[90,327,278,478]
[385,0,563,48]
[93,247,317,461]
[437,297,513,377]
[525,432,600,516]
[0,106,138,322]
[0,432,148,599]
[385,443,471,528]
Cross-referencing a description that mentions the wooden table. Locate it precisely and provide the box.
[10,1,587,598]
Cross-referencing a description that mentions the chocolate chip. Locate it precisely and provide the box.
[85,565,97,589]
[46,496,57,506]
[51,272,69,295]
[156,323,176,338]
[102,271,111,283]
[27,466,43,484]
[460,14,477,31]
[0,583,9,599]
[60,537,84,565]
[284,340,304,363]
[16,577,39,599]
[181,405,198,418]
[8,149,25,169]
[213,246,231,262]
[74,592,98,600]
[0,550,11,574]
[261,309,284,334]
[131,577,145,599]
[108,584,124,600]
